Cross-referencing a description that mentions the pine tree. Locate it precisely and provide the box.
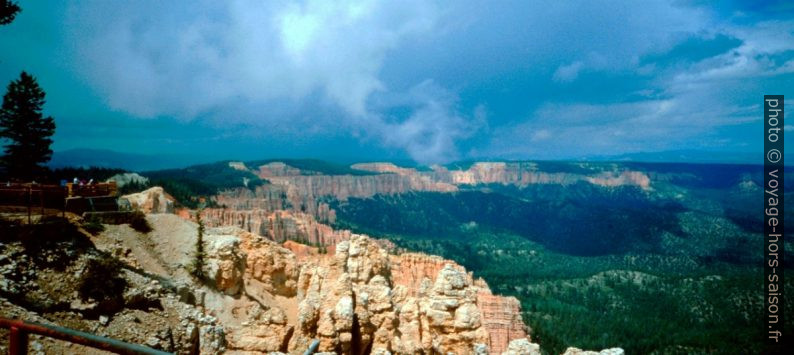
[191,210,206,280]
[0,0,21,25]
[0,72,56,180]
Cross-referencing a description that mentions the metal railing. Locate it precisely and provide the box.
[0,318,172,355]
[303,339,320,355]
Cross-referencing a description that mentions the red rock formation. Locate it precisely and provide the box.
[167,160,646,352]
[195,225,533,354]
[253,161,651,204]
[586,170,651,189]
[205,161,652,232]
[213,185,289,212]
[477,289,529,354]
[262,173,457,201]
[390,253,464,296]
[193,209,352,246]
[388,252,530,353]
[143,196,625,354]
[438,162,651,188]
[351,162,420,175]
[257,162,305,176]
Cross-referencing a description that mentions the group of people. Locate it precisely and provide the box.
[72,177,94,186]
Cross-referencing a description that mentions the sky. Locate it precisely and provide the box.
[1,0,793,165]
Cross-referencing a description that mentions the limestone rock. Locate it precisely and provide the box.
[120,186,174,214]
[286,235,499,354]
[242,233,299,296]
[563,347,625,355]
[502,338,541,355]
[226,309,293,353]
[204,234,245,295]
[198,209,352,246]
[106,172,149,188]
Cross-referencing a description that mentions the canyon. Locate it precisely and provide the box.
[122,168,625,354]
[160,160,639,353]
[2,160,639,354]
[197,161,652,241]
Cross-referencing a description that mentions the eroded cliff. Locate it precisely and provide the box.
[250,161,651,204]
[203,161,652,247]
[198,225,533,354]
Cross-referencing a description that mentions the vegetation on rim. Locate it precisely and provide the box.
[190,210,207,281]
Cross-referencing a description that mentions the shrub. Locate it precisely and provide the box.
[21,216,90,269]
[189,211,206,280]
[129,211,152,233]
[82,217,105,236]
[77,256,127,303]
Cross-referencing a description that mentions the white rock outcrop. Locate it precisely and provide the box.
[120,186,175,214]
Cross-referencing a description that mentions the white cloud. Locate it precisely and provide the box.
[65,0,476,162]
[669,20,794,87]
[486,89,759,159]
[531,129,551,141]
[69,0,436,118]
[499,17,794,159]
[552,61,584,82]
[374,80,483,163]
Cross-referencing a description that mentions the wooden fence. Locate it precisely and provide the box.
[0,184,67,222]
[0,182,120,220]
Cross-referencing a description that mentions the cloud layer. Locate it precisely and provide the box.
[1,0,791,163]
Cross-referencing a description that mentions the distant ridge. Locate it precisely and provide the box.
[49,148,772,173]
[49,148,212,171]
[588,149,761,165]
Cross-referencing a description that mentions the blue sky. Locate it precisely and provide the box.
[1,0,792,164]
